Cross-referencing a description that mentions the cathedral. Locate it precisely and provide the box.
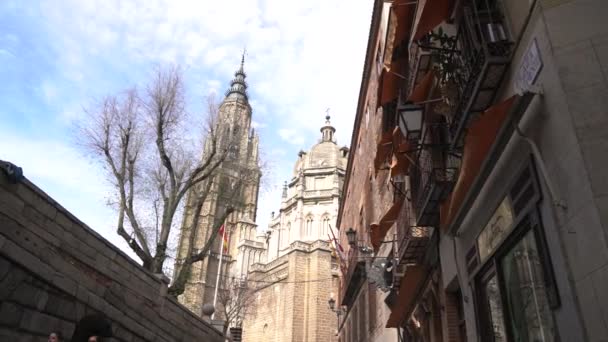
[174,55,349,342]
[175,55,265,317]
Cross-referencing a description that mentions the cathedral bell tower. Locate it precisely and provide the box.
[174,53,264,318]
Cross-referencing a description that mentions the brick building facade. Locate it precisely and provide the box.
[338,0,608,341]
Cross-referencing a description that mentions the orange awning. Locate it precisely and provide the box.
[386,265,428,328]
[407,70,435,103]
[384,0,416,68]
[371,198,404,251]
[383,10,398,69]
[380,197,404,228]
[370,223,383,251]
[413,0,453,41]
[379,59,403,106]
[441,96,517,231]
[374,131,394,172]
[379,0,417,106]
[390,127,412,177]
[390,149,412,178]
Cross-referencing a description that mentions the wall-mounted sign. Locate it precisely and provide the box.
[515,38,543,93]
[477,197,515,262]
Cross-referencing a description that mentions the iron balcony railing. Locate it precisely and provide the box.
[442,1,513,147]
[409,124,460,227]
[394,198,433,267]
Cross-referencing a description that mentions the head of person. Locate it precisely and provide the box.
[48,332,62,342]
[88,336,101,342]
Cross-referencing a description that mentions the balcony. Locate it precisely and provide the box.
[303,189,334,198]
[341,250,366,307]
[442,2,513,146]
[395,199,433,267]
[406,43,434,99]
[409,124,459,227]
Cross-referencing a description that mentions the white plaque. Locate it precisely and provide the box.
[515,38,543,93]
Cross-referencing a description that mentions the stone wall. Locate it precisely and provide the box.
[243,241,339,342]
[0,167,224,342]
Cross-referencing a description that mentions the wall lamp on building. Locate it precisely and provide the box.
[345,228,373,254]
[397,101,423,142]
[327,297,346,335]
[397,99,443,144]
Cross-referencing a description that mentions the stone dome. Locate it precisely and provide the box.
[291,116,348,177]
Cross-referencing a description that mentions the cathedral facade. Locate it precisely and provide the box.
[175,56,267,319]
[175,56,349,341]
[243,116,348,342]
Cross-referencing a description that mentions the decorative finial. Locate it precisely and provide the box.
[241,47,246,67]
[325,108,331,124]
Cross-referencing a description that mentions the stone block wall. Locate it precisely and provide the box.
[0,169,224,341]
[242,241,338,342]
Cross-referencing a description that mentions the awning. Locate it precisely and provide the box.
[371,198,404,251]
[379,0,418,107]
[374,131,394,172]
[407,70,435,103]
[441,96,517,230]
[378,59,404,106]
[390,127,412,177]
[383,0,416,69]
[380,197,404,227]
[383,10,398,69]
[412,0,454,41]
[386,265,428,328]
[370,223,383,252]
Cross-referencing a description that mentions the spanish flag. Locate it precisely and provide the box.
[218,224,229,254]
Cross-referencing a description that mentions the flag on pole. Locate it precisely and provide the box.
[218,224,229,253]
[328,234,347,276]
[212,221,228,320]
[328,225,348,275]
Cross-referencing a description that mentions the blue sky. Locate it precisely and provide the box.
[0,0,371,259]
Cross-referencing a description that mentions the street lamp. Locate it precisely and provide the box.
[346,228,356,247]
[345,228,373,254]
[397,101,424,142]
[328,297,346,336]
[328,297,337,311]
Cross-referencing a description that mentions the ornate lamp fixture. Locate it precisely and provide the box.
[345,228,373,254]
[327,297,346,336]
[397,101,424,142]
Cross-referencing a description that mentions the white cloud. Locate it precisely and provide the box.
[278,128,305,146]
[0,129,138,261]
[6,0,372,252]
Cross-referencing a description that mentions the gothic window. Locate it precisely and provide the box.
[305,216,314,237]
[321,215,330,237]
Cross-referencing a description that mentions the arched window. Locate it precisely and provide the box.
[306,216,314,237]
[321,215,331,237]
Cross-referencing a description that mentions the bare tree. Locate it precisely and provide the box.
[168,164,260,296]
[216,276,259,335]
[78,66,253,293]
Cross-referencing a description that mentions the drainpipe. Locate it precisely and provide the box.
[514,87,567,210]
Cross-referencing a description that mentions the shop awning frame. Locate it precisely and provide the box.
[443,92,538,235]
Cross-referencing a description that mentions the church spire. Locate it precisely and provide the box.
[225,50,248,101]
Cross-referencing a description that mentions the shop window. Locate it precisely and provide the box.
[500,230,554,341]
[473,161,558,342]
